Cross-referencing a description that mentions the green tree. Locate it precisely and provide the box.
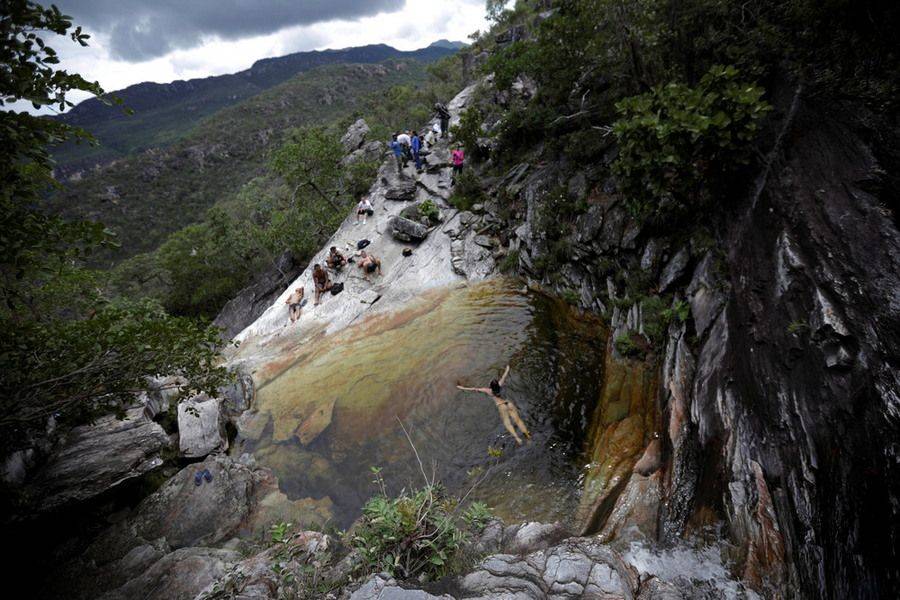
[0,1,231,451]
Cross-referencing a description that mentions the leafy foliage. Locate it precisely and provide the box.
[351,465,492,582]
[0,1,230,450]
[449,169,487,211]
[612,65,771,219]
[417,199,440,223]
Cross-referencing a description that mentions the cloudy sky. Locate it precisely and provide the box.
[21,0,489,113]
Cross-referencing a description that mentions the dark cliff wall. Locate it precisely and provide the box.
[708,95,900,597]
[495,81,900,598]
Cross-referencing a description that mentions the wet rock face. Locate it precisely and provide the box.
[701,101,900,597]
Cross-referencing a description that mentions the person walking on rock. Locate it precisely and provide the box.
[451,145,465,184]
[390,133,403,173]
[397,130,411,169]
[434,103,451,138]
[457,365,531,444]
[411,130,423,172]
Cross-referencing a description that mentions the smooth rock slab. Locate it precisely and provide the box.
[98,547,240,600]
[27,406,170,512]
[178,393,228,458]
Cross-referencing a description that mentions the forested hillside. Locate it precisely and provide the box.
[51,43,457,174]
[47,60,431,264]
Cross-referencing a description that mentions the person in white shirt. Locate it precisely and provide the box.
[356,195,374,224]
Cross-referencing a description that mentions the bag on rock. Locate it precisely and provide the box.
[357,239,371,250]
[330,282,344,295]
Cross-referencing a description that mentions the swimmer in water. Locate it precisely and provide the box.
[457,365,531,444]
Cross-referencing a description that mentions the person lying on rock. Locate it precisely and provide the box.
[312,264,332,305]
[285,286,305,324]
[326,246,347,271]
[457,365,531,445]
[356,250,382,280]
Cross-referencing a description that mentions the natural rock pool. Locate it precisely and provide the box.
[232,279,608,529]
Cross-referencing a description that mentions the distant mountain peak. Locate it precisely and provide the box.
[428,39,466,50]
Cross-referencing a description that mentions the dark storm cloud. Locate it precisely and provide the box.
[56,0,406,61]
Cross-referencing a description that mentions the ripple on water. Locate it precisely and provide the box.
[233,279,607,528]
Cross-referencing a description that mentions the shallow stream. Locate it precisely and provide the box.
[233,279,608,528]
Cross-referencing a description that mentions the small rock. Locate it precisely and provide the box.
[473,234,495,249]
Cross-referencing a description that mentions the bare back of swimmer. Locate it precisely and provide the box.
[457,365,531,444]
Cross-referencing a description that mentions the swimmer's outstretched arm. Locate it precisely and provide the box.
[456,385,492,395]
[498,365,511,386]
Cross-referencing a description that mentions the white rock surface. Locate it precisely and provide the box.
[178,394,228,458]
[229,83,485,371]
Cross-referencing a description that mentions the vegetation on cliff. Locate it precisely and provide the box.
[0,1,231,451]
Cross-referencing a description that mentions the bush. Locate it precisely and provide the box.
[614,331,647,359]
[351,484,468,580]
[418,199,440,223]
[449,169,487,211]
[612,65,771,220]
[498,250,520,274]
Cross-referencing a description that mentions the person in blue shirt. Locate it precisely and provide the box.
[390,133,403,173]
[411,131,422,172]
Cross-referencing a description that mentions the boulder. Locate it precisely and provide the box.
[27,406,170,512]
[177,393,228,458]
[389,216,429,243]
[340,118,370,153]
[98,547,241,600]
[458,538,638,599]
[219,371,255,416]
[384,180,417,201]
[342,140,385,167]
[350,575,452,600]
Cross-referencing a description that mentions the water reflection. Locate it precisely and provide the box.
[233,280,607,528]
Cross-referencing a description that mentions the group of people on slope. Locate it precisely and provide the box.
[390,103,464,176]
[284,191,385,324]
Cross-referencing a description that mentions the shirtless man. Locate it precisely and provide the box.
[284,287,305,324]
[457,365,531,444]
[356,250,382,280]
[312,264,332,305]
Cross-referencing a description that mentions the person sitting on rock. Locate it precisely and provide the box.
[284,286,305,324]
[326,246,346,271]
[356,195,374,225]
[312,264,332,305]
[356,250,382,280]
[457,365,531,445]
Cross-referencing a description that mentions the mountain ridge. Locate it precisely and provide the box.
[53,43,458,175]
